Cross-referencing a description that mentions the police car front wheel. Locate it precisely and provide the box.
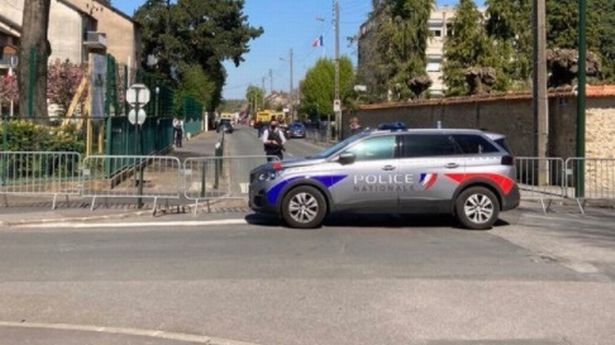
[455,186,500,230]
[281,186,327,229]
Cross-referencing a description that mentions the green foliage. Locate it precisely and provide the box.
[485,0,532,84]
[378,0,433,99]
[359,0,434,101]
[217,99,244,113]
[0,120,84,152]
[174,63,215,113]
[595,0,615,80]
[300,57,354,120]
[134,0,263,111]
[245,85,265,113]
[443,0,507,96]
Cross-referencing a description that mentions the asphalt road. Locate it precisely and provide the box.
[1,210,615,345]
[1,128,615,344]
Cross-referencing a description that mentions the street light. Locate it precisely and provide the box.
[8,56,18,118]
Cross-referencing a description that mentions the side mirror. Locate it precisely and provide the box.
[338,152,356,165]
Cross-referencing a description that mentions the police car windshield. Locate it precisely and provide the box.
[309,132,368,159]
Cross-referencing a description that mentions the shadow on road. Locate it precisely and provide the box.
[244,212,510,230]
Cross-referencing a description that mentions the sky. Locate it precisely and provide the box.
[113,0,481,100]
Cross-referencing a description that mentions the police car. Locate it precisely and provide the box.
[249,126,520,230]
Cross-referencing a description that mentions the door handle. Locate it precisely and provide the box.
[445,163,459,169]
[382,165,396,171]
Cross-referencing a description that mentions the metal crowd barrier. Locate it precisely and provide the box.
[515,157,567,212]
[183,155,277,213]
[565,158,615,213]
[0,151,82,209]
[82,155,182,211]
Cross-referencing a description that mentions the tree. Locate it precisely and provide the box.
[359,0,434,101]
[485,0,532,86]
[175,63,216,112]
[47,59,85,114]
[134,0,263,111]
[300,57,354,120]
[443,0,506,96]
[17,0,51,118]
[381,0,434,100]
[245,85,265,114]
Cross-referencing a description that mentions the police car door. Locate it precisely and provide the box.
[397,133,464,213]
[329,134,399,212]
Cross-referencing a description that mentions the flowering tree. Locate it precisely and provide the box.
[0,74,18,113]
[47,59,85,114]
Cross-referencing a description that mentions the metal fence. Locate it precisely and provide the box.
[565,158,615,213]
[515,157,567,212]
[0,151,82,209]
[82,155,181,210]
[183,155,277,211]
[305,127,332,146]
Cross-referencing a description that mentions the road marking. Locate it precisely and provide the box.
[0,321,259,345]
[17,219,249,229]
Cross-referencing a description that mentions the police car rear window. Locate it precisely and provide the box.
[402,134,458,158]
[453,135,500,154]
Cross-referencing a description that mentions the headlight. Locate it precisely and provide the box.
[258,170,279,181]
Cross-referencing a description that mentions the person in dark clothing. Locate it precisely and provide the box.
[173,117,184,148]
[261,120,287,161]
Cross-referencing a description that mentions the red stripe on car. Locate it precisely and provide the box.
[445,173,515,195]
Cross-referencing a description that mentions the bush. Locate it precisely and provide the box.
[0,120,84,153]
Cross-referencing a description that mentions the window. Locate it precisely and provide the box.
[433,30,442,37]
[345,135,396,161]
[426,62,441,72]
[453,135,500,154]
[402,134,458,158]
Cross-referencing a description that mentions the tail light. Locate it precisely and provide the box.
[501,155,514,166]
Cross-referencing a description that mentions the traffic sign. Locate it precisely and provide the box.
[333,99,341,112]
[126,83,151,107]
[128,108,147,125]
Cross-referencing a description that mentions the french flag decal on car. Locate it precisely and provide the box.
[419,173,438,190]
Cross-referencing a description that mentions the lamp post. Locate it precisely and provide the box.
[576,0,587,198]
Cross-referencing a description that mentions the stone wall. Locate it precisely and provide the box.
[345,94,615,159]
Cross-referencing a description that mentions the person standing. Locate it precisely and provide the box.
[349,116,363,136]
[173,117,184,148]
[262,120,287,161]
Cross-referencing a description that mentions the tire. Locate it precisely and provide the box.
[455,186,500,230]
[281,186,327,229]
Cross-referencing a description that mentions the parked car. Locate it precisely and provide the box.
[218,119,234,134]
[249,126,519,229]
[287,122,306,138]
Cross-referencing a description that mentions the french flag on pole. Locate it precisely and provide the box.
[312,35,324,47]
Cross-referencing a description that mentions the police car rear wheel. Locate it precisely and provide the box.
[455,186,500,230]
[282,186,327,229]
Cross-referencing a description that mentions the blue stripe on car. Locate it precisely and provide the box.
[266,175,348,205]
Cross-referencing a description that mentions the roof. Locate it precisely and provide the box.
[57,0,95,19]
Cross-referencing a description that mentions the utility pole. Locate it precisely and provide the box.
[333,0,341,140]
[262,76,266,95]
[269,68,273,94]
[289,48,294,121]
[532,0,548,185]
[576,0,587,198]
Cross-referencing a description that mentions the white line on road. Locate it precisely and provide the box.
[0,321,259,345]
[17,219,249,229]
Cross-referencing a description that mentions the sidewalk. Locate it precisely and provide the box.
[0,131,223,226]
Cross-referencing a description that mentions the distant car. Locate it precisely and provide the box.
[287,123,306,138]
[218,119,234,134]
[249,127,519,229]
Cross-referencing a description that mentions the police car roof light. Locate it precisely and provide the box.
[377,122,407,131]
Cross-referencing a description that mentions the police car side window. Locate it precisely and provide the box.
[345,136,396,161]
[402,134,458,158]
[453,134,499,154]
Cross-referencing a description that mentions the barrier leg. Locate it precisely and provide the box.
[3,194,8,207]
[576,198,586,215]
[90,196,96,212]
[52,194,57,210]
[193,199,199,216]
[152,197,158,216]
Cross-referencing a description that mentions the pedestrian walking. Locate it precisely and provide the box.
[262,119,287,161]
